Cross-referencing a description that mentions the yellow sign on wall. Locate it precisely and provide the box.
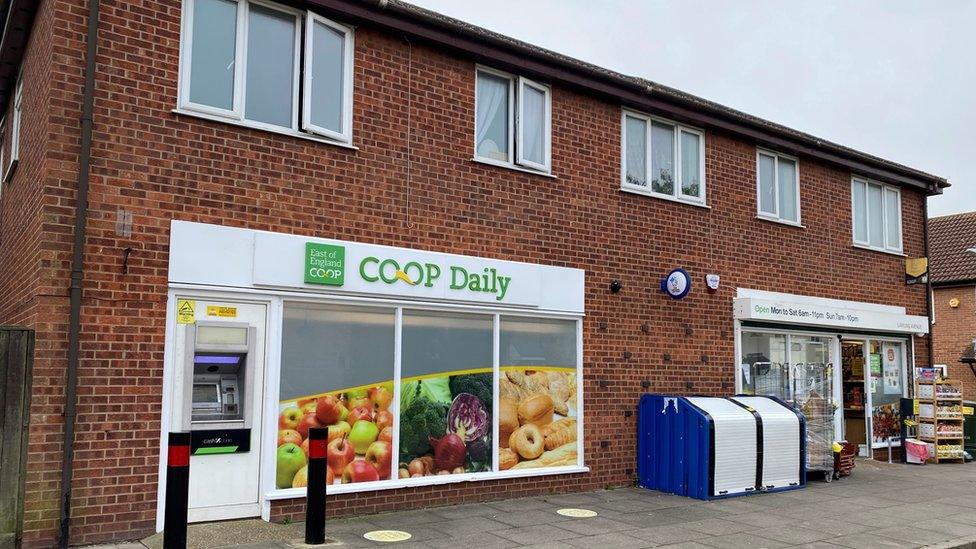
[206,305,238,318]
[177,299,196,324]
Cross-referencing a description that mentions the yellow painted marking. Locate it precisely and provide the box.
[557,508,598,518]
[363,530,412,542]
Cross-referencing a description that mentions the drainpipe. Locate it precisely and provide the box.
[59,0,99,547]
[924,190,933,369]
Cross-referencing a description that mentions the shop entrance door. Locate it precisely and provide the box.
[168,298,268,523]
[840,338,907,457]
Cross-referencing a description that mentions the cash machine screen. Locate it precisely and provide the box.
[193,383,220,404]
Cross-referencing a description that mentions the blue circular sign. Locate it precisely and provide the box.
[661,268,691,299]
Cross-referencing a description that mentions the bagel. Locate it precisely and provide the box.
[509,424,544,460]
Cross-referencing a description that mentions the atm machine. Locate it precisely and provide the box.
[183,323,254,448]
[166,300,267,524]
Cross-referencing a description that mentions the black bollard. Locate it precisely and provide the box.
[305,426,328,544]
[164,431,191,549]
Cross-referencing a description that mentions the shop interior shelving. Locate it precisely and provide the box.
[916,378,966,463]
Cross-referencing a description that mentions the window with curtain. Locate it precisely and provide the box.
[179,0,354,143]
[756,149,800,224]
[851,178,902,253]
[475,68,551,173]
[620,109,705,204]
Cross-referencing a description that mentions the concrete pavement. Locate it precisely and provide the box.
[88,459,976,548]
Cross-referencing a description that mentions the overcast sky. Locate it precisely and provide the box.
[411,0,974,218]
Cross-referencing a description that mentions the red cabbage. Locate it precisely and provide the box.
[447,393,489,442]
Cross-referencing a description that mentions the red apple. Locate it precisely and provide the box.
[378,426,393,444]
[342,460,380,483]
[327,466,334,486]
[375,410,393,431]
[277,429,303,447]
[297,413,323,439]
[327,434,355,476]
[301,438,309,457]
[279,407,303,430]
[300,400,317,416]
[365,440,392,479]
[369,386,393,412]
[315,394,343,426]
[327,421,351,444]
[347,406,373,426]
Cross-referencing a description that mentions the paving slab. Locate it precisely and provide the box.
[108,459,976,549]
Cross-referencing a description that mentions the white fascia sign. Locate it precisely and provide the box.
[733,297,929,334]
[168,221,585,313]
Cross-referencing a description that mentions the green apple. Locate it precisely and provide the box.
[346,387,369,402]
[348,420,380,455]
[276,442,307,489]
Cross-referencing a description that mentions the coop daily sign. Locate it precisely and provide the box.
[733,297,929,334]
[304,241,516,301]
[251,232,542,306]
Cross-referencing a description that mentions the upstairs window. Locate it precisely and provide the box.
[475,67,551,173]
[852,177,902,253]
[756,149,799,224]
[179,0,354,143]
[622,110,705,204]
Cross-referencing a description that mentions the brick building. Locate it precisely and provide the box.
[930,212,976,398]
[0,0,948,546]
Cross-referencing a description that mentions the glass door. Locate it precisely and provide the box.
[868,340,905,450]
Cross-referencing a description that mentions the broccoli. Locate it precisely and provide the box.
[449,373,493,406]
[399,381,448,459]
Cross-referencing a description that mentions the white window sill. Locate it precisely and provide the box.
[620,186,710,209]
[756,214,804,228]
[471,157,556,179]
[172,109,359,151]
[852,243,906,257]
[265,465,589,499]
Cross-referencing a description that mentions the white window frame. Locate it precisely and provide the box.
[177,0,354,144]
[756,148,801,226]
[10,73,22,167]
[851,177,903,254]
[516,76,552,173]
[0,117,6,191]
[620,109,706,206]
[301,11,354,143]
[473,66,551,175]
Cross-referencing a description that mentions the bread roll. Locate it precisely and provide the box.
[499,448,518,470]
[499,396,519,448]
[517,394,554,427]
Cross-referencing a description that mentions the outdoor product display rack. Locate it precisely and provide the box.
[793,362,834,480]
[916,379,966,463]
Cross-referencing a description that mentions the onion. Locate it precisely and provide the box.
[428,433,466,472]
[407,459,425,476]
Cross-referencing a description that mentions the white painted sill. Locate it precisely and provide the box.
[852,243,906,257]
[471,157,557,179]
[172,109,360,151]
[756,214,805,229]
[265,465,589,499]
[620,186,711,209]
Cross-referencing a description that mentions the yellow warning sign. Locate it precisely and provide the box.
[206,305,237,318]
[177,299,196,324]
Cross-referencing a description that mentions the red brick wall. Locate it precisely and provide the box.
[933,286,976,398]
[0,0,932,546]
